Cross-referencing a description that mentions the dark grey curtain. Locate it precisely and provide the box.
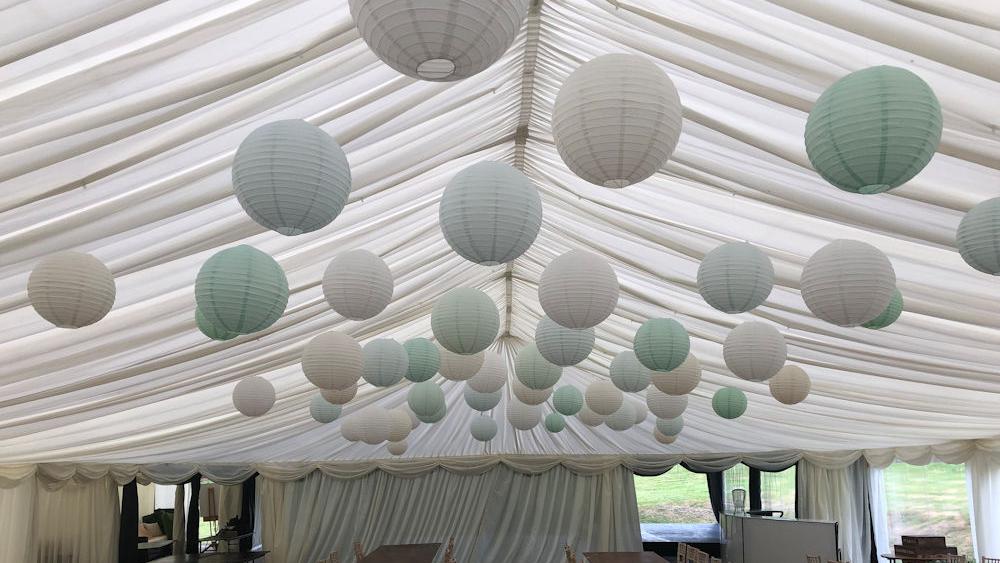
[238,475,257,552]
[185,474,201,554]
[118,479,138,563]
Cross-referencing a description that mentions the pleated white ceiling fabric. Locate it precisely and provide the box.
[0,0,998,465]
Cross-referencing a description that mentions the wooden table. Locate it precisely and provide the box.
[149,552,268,562]
[880,555,963,562]
[584,552,669,563]
[363,543,442,563]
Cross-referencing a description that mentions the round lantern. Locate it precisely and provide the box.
[633,402,648,424]
[552,386,584,416]
[471,417,498,441]
[322,250,393,320]
[232,119,351,235]
[341,416,362,442]
[232,376,275,417]
[634,318,689,372]
[515,344,562,390]
[610,351,651,393]
[387,441,407,456]
[387,409,412,442]
[577,406,605,427]
[407,381,446,418]
[585,380,624,416]
[697,242,774,313]
[398,406,421,430]
[723,322,786,382]
[310,394,343,423]
[863,289,904,329]
[358,406,390,445]
[417,403,447,424]
[302,331,363,390]
[431,287,500,354]
[403,337,440,382]
[801,240,896,326]
[439,347,485,381]
[348,0,531,81]
[957,197,1000,275]
[464,387,502,412]
[534,316,595,366]
[605,402,636,431]
[645,389,688,419]
[805,66,942,194]
[656,416,684,437]
[506,400,541,431]
[544,412,566,433]
[468,352,507,393]
[769,365,812,405]
[27,251,116,328]
[320,384,357,405]
[362,338,409,387]
[553,54,683,188]
[650,353,701,395]
[195,245,289,334]
[653,429,677,445]
[196,308,236,341]
[440,161,542,265]
[539,249,619,329]
[712,387,748,420]
[512,380,552,405]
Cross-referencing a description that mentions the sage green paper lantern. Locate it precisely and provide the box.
[464,386,502,412]
[610,350,651,393]
[403,337,440,382]
[713,387,748,420]
[431,287,500,354]
[195,245,289,335]
[515,343,562,390]
[605,402,636,431]
[863,289,903,329]
[634,318,690,372]
[417,403,447,424]
[956,197,1000,275]
[697,242,774,313]
[309,394,343,423]
[656,416,683,437]
[196,308,236,341]
[534,315,595,366]
[805,66,942,194]
[544,412,566,433]
[552,385,584,416]
[362,338,408,387]
[470,417,498,442]
[407,381,446,418]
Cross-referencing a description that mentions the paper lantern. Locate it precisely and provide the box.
[341,416,362,442]
[723,321,786,382]
[387,441,407,456]
[656,416,684,437]
[358,407,390,445]
[468,352,507,393]
[196,308,236,341]
[398,407,421,430]
[232,376,275,417]
[805,66,942,194]
[407,381,446,417]
[506,400,540,430]
[515,344,562,390]
[713,387,748,420]
[769,365,812,405]
[302,331,363,390]
[362,339,409,387]
[27,251,116,328]
[195,245,289,334]
[534,316,595,366]
[320,384,357,405]
[310,394,343,423]
[585,380,624,416]
[863,289,904,329]
[539,249,619,329]
[633,402,648,425]
[801,240,896,326]
[440,161,542,265]
[232,119,351,235]
[470,417,498,442]
[403,338,440,382]
[417,403,447,424]
[610,351,651,393]
[544,413,566,433]
[322,250,393,320]
[512,380,552,405]
[645,389,688,420]
[605,402,635,431]
[387,409,412,442]
[653,429,677,445]
[464,387,502,412]
[577,406,605,427]
[957,197,1000,274]
[349,0,530,81]
[553,54,682,188]
[650,353,701,396]
[552,386,583,416]
[634,318,689,372]
[439,348,485,381]
[697,242,774,313]
[432,287,500,354]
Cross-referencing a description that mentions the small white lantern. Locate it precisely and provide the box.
[232,376,275,417]
[468,352,507,393]
[769,365,812,405]
[362,338,409,387]
[645,389,688,420]
[515,344,562,390]
[464,386,502,412]
[605,401,636,431]
[577,405,606,427]
[512,380,552,405]
[534,316,595,366]
[653,429,677,445]
[321,384,357,405]
[470,417,498,442]
[650,353,701,396]
[309,394,342,423]
[28,251,116,328]
[322,250,393,320]
[539,249,619,329]
[697,242,774,313]
[387,440,408,456]
[723,321,786,382]
[800,240,896,326]
[585,380,624,416]
[506,399,541,431]
[301,331,363,390]
[439,347,485,381]
[610,351,651,393]
[432,287,500,354]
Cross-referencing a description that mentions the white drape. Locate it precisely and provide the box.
[868,467,891,558]
[261,465,640,563]
[797,459,871,563]
[966,453,1000,560]
[0,476,36,563]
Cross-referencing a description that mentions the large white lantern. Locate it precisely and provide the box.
[301,331,363,390]
[440,161,542,265]
[387,441,408,456]
[322,250,393,320]
[515,344,562,390]
[309,394,342,423]
[349,0,531,81]
[432,287,500,354]
[646,389,688,419]
[232,120,351,236]
[769,365,812,405]
[609,351,651,393]
[633,401,649,425]
[585,380,624,416]
[464,387,502,412]
[723,321,786,382]
[957,197,1000,275]
[341,416,362,442]
[553,54,682,188]
[28,251,116,328]
[539,249,619,329]
[801,240,896,326]
[470,417,498,441]
[232,376,275,417]
[439,347,485,381]
[358,406,391,445]
[512,380,552,405]
[506,400,541,431]
[468,352,507,393]
[650,353,701,396]
[605,401,636,431]
[362,338,409,387]
[320,384,357,405]
[387,409,412,442]
[577,405,606,427]
[534,316,595,366]
[408,381,446,417]
[697,242,774,313]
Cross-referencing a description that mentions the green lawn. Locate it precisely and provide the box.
[634,466,715,523]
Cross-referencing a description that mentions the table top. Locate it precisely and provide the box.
[200,532,253,542]
[363,543,442,563]
[584,552,669,563]
[149,551,268,562]
[138,539,174,549]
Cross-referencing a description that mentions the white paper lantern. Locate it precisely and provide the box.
[232,376,275,417]
[769,365,812,405]
[801,240,896,326]
[539,249,619,329]
[322,250,393,320]
[470,417,498,441]
[349,0,531,81]
[407,381,446,417]
[399,406,421,430]
[387,440,407,456]
[321,384,358,405]
[28,251,116,328]
[464,387,502,412]
[534,316,595,366]
[553,54,682,188]
[232,119,351,236]
[585,380,624,416]
[605,402,636,431]
[362,339,409,387]
[650,353,701,396]
[302,331,363,390]
[515,344,562,390]
[577,405,606,427]
[309,394,342,423]
[957,197,1000,275]
[645,389,688,420]
[506,399,541,431]
[358,406,391,445]
[440,161,542,265]
[468,352,507,393]
[512,380,552,405]
[723,321,787,382]
[656,416,684,437]
[633,401,649,425]
[432,287,500,354]
[610,351,651,393]
[439,347,485,381]
[653,429,677,445]
[341,416,362,442]
[387,409,412,442]
[697,242,774,313]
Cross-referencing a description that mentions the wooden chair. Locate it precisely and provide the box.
[318,554,339,563]
[695,551,710,563]
[677,543,688,562]
[711,558,721,563]
[807,557,822,563]
[444,537,457,563]
[983,558,1000,563]
[353,542,366,562]
[564,544,577,563]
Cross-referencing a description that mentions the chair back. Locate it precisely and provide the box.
[806,557,822,563]
[564,544,577,563]
[711,558,721,563]
[444,537,457,563]
[696,551,710,563]
[984,558,1000,563]
[677,543,688,560]
[353,542,365,562]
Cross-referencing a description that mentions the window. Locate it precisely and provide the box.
[760,465,796,517]
[634,465,715,523]
[723,464,748,513]
[883,463,972,560]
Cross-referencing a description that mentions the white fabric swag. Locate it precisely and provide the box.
[797,459,872,563]
[260,465,640,563]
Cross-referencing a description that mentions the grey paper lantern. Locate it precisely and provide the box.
[956,197,1000,275]
[577,406,606,427]
[439,347,484,381]
[407,381,446,417]
[512,380,552,405]
[697,242,774,313]
[440,161,542,265]
[506,399,541,431]
[387,409,412,442]
[769,365,812,405]
[464,386,502,412]
[553,54,683,188]
[723,321,787,382]
[634,318,690,372]
[515,344,562,390]
[320,384,357,405]
[362,338,408,387]
[544,412,566,433]
[417,403,447,424]
[653,429,677,445]
[605,402,636,431]
[610,351,652,393]
[403,337,440,382]
[309,394,343,423]
[28,251,116,328]
[470,417,497,441]
[539,249,619,329]
[196,308,236,341]
[656,416,684,437]
[349,0,530,81]
[585,380,624,416]
[232,376,275,417]
[650,353,701,396]
[553,386,584,416]
[801,240,896,326]
[322,250,393,320]
[468,352,507,393]
[232,119,351,235]
[195,245,288,335]
[432,287,500,354]
[534,316,595,366]
[302,331,363,390]
[387,441,407,456]
[646,389,688,420]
